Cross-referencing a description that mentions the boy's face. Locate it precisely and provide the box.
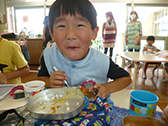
[50,13,99,60]
[147,40,154,46]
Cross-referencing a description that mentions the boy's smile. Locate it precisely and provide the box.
[50,13,98,61]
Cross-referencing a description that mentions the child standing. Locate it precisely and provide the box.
[0,37,30,84]
[38,0,132,99]
[102,11,117,58]
[125,11,142,68]
[142,36,161,79]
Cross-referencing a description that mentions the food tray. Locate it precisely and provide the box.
[123,115,165,126]
[0,84,17,100]
[27,87,85,120]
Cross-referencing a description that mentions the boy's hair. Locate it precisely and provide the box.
[49,0,97,33]
[147,35,155,42]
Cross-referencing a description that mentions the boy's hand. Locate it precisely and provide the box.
[143,47,147,51]
[90,83,110,100]
[0,72,7,84]
[49,71,67,88]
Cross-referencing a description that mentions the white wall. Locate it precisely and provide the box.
[0,0,7,23]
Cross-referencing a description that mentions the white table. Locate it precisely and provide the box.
[0,95,26,111]
[119,52,168,89]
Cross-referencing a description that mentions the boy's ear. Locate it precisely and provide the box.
[49,29,55,41]
[92,26,99,40]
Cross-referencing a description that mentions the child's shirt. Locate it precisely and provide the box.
[38,46,130,86]
[0,37,27,84]
[144,44,157,52]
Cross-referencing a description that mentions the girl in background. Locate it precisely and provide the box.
[102,11,117,58]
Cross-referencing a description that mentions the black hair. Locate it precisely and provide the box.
[147,35,155,43]
[48,0,97,33]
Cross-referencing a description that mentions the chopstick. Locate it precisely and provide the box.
[53,66,69,87]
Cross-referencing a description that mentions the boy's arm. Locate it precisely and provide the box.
[38,55,50,87]
[105,76,131,94]
[92,76,131,98]
[0,71,7,84]
[3,64,30,81]
[90,59,132,98]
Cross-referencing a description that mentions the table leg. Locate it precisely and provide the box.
[132,62,137,89]
[115,54,119,64]
[162,62,166,79]
[121,57,125,68]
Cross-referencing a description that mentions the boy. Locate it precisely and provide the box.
[142,35,161,79]
[38,0,132,99]
[0,37,30,84]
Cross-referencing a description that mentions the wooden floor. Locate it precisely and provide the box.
[21,64,168,111]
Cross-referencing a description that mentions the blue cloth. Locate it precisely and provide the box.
[33,99,163,126]
[43,46,109,86]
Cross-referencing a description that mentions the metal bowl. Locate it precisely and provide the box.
[123,115,165,126]
[27,87,85,120]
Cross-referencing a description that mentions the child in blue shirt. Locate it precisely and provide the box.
[142,35,161,79]
[38,0,132,99]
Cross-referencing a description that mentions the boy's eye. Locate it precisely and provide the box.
[77,24,85,27]
[57,25,65,28]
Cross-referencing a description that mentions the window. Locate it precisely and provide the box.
[15,8,44,36]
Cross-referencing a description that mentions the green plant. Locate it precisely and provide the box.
[91,36,103,51]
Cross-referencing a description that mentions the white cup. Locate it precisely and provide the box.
[23,80,45,102]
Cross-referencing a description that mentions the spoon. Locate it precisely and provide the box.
[53,66,69,87]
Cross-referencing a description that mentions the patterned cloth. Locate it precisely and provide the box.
[34,96,111,126]
[109,106,163,126]
[125,21,142,50]
[103,21,116,48]
[33,97,164,126]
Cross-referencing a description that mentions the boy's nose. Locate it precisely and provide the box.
[66,27,77,41]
